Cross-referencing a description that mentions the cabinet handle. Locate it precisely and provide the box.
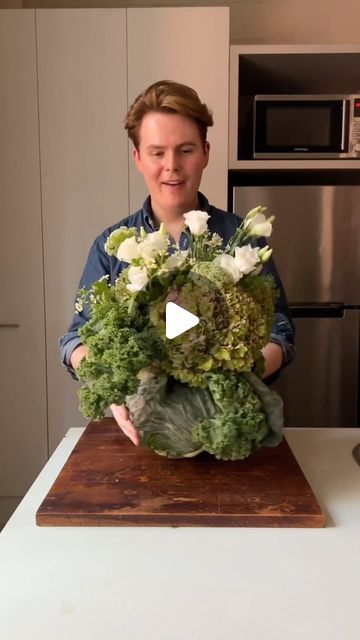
[0,324,20,328]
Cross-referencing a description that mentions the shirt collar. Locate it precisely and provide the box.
[142,192,211,231]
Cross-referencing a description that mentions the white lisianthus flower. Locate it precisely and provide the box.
[258,244,273,263]
[183,210,210,236]
[117,236,141,263]
[214,254,242,283]
[234,245,260,275]
[104,226,137,256]
[164,250,189,271]
[139,226,169,260]
[244,213,274,238]
[244,205,266,221]
[126,266,149,293]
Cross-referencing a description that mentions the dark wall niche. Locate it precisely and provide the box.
[237,53,360,159]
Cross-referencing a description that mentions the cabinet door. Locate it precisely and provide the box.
[36,9,129,452]
[127,7,229,212]
[0,10,47,522]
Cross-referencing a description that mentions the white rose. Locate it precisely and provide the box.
[116,236,141,263]
[183,210,210,236]
[164,250,189,271]
[139,229,169,260]
[126,266,149,293]
[214,254,242,283]
[244,213,274,238]
[234,245,260,275]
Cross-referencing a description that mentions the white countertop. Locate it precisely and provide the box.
[0,427,359,640]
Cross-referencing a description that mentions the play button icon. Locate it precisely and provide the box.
[165,302,199,339]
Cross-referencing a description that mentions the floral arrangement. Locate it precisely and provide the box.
[76,207,284,461]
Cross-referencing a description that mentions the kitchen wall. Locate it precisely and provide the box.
[1,0,360,44]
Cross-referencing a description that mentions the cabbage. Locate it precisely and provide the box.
[126,367,283,460]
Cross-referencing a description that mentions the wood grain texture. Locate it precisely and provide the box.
[36,419,325,527]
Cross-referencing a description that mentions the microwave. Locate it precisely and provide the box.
[253,94,360,159]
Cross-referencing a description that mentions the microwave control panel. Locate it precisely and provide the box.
[350,97,360,155]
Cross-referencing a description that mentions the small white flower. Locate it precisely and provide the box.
[117,236,141,263]
[183,210,210,236]
[164,250,189,271]
[209,233,223,248]
[139,229,169,260]
[144,258,156,270]
[244,213,274,238]
[126,266,149,293]
[234,245,260,275]
[213,254,242,283]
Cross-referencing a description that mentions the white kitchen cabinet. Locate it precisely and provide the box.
[0,7,230,524]
[127,7,229,212]
[39,6,229,454]
[0,10,47,525]
[36,9,129,453]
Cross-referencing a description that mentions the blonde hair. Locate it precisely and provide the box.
[125,80,213,149]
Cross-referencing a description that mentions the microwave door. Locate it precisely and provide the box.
[253,98,347,158]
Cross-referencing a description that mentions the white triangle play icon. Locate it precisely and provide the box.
[165,302,199,339]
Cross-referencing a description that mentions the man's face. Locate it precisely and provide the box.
[133,111,210,220]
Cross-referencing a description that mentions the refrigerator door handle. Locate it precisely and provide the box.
[290,303,345,318]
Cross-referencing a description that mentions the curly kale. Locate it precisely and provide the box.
[78,325,166,420]
[192,373,268,460]
[76,282,167,419]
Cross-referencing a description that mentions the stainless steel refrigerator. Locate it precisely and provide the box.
[232,175,360,427]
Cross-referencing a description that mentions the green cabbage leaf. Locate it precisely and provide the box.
[126,367,283,460]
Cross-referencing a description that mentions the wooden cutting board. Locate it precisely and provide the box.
[36,419,325,527]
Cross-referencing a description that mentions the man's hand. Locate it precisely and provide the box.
[261,342,283,378]
[70,344,89,370]
[110,403,140,446]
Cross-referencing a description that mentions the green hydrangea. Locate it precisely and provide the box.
[148,265,277,386]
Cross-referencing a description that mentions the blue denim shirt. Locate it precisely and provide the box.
[59,192,295,380]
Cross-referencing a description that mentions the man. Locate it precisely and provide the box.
[60,80,295,445]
